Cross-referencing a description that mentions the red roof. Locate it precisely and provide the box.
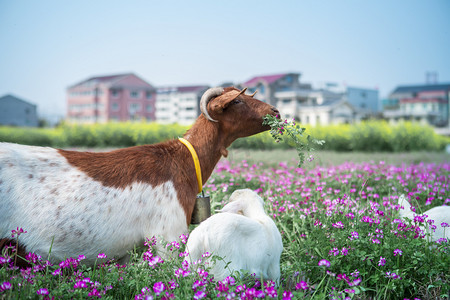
[243,73,288,87]
[400,98,446,104]
[70,73,133,88]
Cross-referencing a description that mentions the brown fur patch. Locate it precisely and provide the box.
[57,87,278,225]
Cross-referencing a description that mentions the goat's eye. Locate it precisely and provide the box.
[231,99,241,105]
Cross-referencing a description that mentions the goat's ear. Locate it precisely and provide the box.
[209,97,236,115]
[208,89,245,115]
[217,201,244,215]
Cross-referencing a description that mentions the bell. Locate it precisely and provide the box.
[191,194,211,224]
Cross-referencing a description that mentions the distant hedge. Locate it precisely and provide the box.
[0,121,448,152]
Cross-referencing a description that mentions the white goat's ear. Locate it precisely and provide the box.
[218,201,244,215]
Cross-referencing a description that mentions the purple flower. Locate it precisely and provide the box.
[348,278,362,287]
[52,268,61,276]
[97,253,107,259]
[332,221,344,229]
[74,281,88,289]
[341,247,349,256]
[296,281,308,290]
[349,231,359,240]
[1,281,12,291]
[350,269,360,278]
[329,247,339,256]
[11,227,27,238]
[153,282,165,295]
[148,255,163,268]
[393,249,403,256]
[436,238,448,244]
[282,290,293,300]
[441,222,449,228]
[378,256,386,266]
[318,259,331,267]
[77,254,86,261]
[36,288,49,295]
[385,271,401,279]
[193,290,206,300]
[265,284,278,298]
[88,288,102,298]
[168,279,179,290]
[179,233,189,244]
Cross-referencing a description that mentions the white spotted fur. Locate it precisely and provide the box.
[0,143,187,265]
[185,189,283,283]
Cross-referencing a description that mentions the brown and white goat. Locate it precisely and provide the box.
[0,87,279,266]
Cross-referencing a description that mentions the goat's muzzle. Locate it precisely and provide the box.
[271,106,280,118]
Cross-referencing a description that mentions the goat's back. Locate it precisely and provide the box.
[0,142,187,265]
[185,212,282,281]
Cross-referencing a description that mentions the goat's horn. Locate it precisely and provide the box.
[250,90,257,97]
[230,87,248,101]
[200,87,223,122]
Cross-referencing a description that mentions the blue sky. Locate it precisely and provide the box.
[0,0,449,119]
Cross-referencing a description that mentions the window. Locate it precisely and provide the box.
[130,91,140,98]
[111,102,119,111]
[316,115,320,125]
[146,105,153,112]
[111,90,119,98]
[146,91,153,99]
[129,103,141,112]
[282,99,291,104]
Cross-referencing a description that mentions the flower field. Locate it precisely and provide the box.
[1,153,449,299]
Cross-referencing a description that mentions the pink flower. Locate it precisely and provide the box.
[393,249,403,256]
[296,281,308,290]
[378,256,386,266]
[193,290,206,300]
[332,221,344,229]
[1,281,12,291]
[36,288,49,295]
[282,290,293,300]
[153,282,165,296]
[11,227,27,238]
[329,247,339,256]
[97,253,107,259]
[349,231,359,240]
[318,259,331,267]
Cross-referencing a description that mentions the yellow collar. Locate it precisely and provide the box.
[178,138,202,193]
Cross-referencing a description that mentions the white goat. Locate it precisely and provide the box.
[0,87,279,266]
[185,189,283,283]
[397,194,450,242]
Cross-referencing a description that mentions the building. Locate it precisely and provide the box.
[346,86,379,114]
[298,99,359,126]
[383,83,450,127]
[275,88,342,121]
[241,73,304,106]
[155,85,209,125]
[275,87,360,125]
[67,73,156,123]
[0,94,38,127]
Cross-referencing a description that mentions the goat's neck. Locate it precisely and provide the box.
[242,208,270,223]
[183,117,235,185]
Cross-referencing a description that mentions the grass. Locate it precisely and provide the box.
[1,150,449,299]
[227,149,449,168]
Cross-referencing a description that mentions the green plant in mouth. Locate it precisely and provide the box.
[262,114,324,167]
